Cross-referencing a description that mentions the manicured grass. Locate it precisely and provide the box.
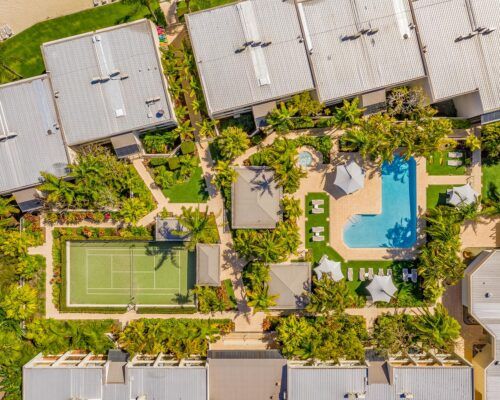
[482,162,500,201]
[426,151,467,175]
[162,165,209,203]
[427,185,454,209]
[305,193,422,307]
[222,279,237,309]
[0,2,157,83]
[177,0,235,18]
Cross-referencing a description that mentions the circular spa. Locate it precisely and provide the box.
[298,151,313,168]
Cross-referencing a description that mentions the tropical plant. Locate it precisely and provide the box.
[123,0,158,22]
[306,277,364,314]
[213,160,237,196]
[246,284,277,313]
[197,119,219,138]
[289,92,326,117]
[387,86,435,120]
[214,126,250,161]
[331,98,365,129]
[0,231,34,259]
[194,286,233,313]
[372,312,416,357]
[173,120,195,141]
[39,172,76,208]
[281,196,302,222]
[174,207,217,251]
[481,122,500,162]
[0,285,38,321]
[0,197,18,228]
[465,133,481,152]
[266,102,298,133]
[118,197,148,225]
[412,304,461,352]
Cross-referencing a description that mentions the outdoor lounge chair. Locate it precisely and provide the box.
[368,268,374,280]
[348,268,353,281]
[311,226,325,233]
[311,208,324,214]
[448,151,463,159]
[312,199,325,206]
[312,235,324,242]
[447,159,463,167]
[411,269,418,283]
[387,268,393,277]
[378,268,384,276]
[403,268,409,282]
[359,268,365,281]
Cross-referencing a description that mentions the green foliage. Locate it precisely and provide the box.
[266,102,298,133]
[465,133,481,152]
[293,135,334,163]
[306,277,364,314]
[0,197,18,229]
[174,206,219,251]
[149,158,169,167]
[290,92,326,117]
[118,197,149,225]
[167,156,181,170]
[214,126,250,161]
[0,285,38,322]
[281,196,302,222]
[196,119,219,138]
[275,314,368,362]
[181,140,196,155]
[194,283,236,314]
[372,312,417,357]
[448,119,472,129]
[219,113,256,134]
[246,284,277,312]
[387,86,435,120]
[330,98,365,129]
[481,122,500,163]
[118,318,233,358]
[142,130,179,154]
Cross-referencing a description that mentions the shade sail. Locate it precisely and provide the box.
[366,275,397,303]
[314,255,344,282]
[333,160,365,195]
[447,184,479,207]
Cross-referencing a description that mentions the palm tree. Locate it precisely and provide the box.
[213,160,236,193]
[178,155,199,180]
[0,231,34,259]
[39,172,76,209]
[465,133,481,152]
[306,277,360,314]
[0,197,18,228]
[123,0,158,23]
[250,231,287,263]
[173,120,195,141]
[281,196,302,222]
[247,284,277,313]
[412,304,461,352]
[0,329,24,366]
[0,285,38,321]
[266,102,298,133]
[331,98,365,129]
[175,206,212,251]
[215,126,250,161]
[197,119,219,138]
[118,197,148,225]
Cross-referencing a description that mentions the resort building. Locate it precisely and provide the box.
[41,19,176,149]
[185,0,315,119]
[231,166,282,229]
[462,250,500,400]
[0,76,69,210]
[411,0,500,122]
[297,0,426,111]
[268,262,311,309]
[196,244,221,287]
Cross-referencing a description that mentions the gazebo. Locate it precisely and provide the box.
[314,255,344,282]
[366,275,397,303]
[447,184,479,207]
[333,160,365,195]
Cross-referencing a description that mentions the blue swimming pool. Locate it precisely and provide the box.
[343,156,417,248]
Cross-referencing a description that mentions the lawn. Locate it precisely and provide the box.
[177,0,235,18]
[426,150,468,175]
[0,2,158,83]
[482,162,500,201]
[162,165,209,203]
[305,193,422,307]
[426,185,453,209]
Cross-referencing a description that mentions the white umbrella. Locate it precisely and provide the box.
[366,275,397,303]
[447,184,478,207]
[333,160,365,195]
[314,255,344,282]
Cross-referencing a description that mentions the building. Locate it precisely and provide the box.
[411,0,500,122]
[42,19,176,148]
[297,0,426,110]
[462,250,500,400]
[0,76,69,209]
[269,262,311,309]
[196,243,221,286]
[231,166,282,229]
[185,0,315,119]
[23,351,207,400]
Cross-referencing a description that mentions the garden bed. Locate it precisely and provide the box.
[427,185,454,209]
[427,150,469,175]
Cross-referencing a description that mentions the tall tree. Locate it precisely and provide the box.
[215,126,250,161]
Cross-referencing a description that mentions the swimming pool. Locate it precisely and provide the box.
[298,151,313,168]
[343,156,417,248]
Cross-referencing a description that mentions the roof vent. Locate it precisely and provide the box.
[115,108,125,117]
[402,393,414,399]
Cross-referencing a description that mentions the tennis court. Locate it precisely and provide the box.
[66,241,196,307]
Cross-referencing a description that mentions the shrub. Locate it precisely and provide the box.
[149,158,169,167]
[181,140,196,155]
[481,122,500,162]
[167,156,180,170]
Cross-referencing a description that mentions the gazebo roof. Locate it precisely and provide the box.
[366,275,397,303]
[333,160,365,195]
[447,184,479,207]
[314,255,344,282]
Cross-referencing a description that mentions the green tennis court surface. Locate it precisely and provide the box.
[67,241,196,307]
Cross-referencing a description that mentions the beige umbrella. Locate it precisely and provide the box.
[366,275,397,303]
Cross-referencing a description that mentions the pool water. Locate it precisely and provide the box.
[298,151,313,167]
[343,156,417,248]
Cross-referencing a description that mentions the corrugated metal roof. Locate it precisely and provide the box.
[23,365,207,400]
[0,76,69,194]
[42,19,176,146]
[231,166,282,229]
[186,0,315,117]
[412,0,500,113]
[466,250,500,400]
[298,0,425,104]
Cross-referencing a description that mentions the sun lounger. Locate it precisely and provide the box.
[311,199,324,206]
[447,159,463,167]
[403,268,409,282]
[378,268,384,276]
[348,268,353,282]
[368,268,374,280]
[93,0,99,5]
[311,226,325,233]
[387,269,392,277]
[311,208,324,214]
[411,269,418,283]
[359,268,365,282]
[312,235,324,242]
[448,151,463,159]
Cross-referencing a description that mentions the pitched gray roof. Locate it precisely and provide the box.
[42,19,176,146]
[196,243,221,286]
[296,0,425,104]
[186,0,315,117]
[464,250,500,400]
[23,365,207,400]
[269,263,311,309]
[412,0,500,113]
[231,166,282,229]
[287,365,473,400]
[0,76,69,194]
